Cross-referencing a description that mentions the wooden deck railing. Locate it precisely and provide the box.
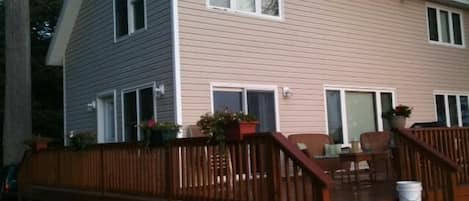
[396,128,460,201]
[18,133,332,201]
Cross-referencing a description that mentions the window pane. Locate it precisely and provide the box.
[210,0,230,8]
[452,13,463,45]
[440,10,451,43]
[435,95,447,126]
[346,92,377,142]
[247,91,276,132]
[236,0,255,12]
[381,93,393,131]
[262,0,279,16]
[460,96,469,126]
[449,95,459,127]
[132,0,145,30]
[213,91,243,112]
[124,92,138,142]
[326,90,343,144]
[115,0,128,37]
[428,7,439,41]
[139,88,154,123]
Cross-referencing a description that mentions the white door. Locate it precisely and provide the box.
[98,96,116,143]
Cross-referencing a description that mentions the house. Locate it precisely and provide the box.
[47,0,469,145]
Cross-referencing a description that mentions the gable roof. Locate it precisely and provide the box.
[46,0,83,66]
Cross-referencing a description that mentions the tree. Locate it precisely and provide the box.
[3,0,31,165]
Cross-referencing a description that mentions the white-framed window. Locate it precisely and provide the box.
[210,83,280,132]
[434,91,469,127]
[208,0,282,19]
[114,0,147,40]
[324,86,395,145]
[97,90,118,144]
[121,83,157,142]
[426,3,465,47]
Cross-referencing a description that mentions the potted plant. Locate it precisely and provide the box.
[140,119,181,146]
[197,110,258,146]
[68,131,97,150]
[24,134,53,152]
[384,104,413,129]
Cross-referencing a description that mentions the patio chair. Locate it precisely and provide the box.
[360,131,392,181]
[287,134,344,179]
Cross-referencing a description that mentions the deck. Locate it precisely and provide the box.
[17,128,469,201]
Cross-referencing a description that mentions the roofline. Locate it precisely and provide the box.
[46,0,83,66]
[431,0,469,8]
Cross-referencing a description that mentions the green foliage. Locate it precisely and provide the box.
[383,104,413,119]
[197,110,257,147]
[0,0,63,143]
[68,132,97,151]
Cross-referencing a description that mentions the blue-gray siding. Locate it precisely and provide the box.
[65,0,174,140]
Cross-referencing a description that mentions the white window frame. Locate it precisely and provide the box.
[426,2,465,48]
[113,0,148,42]
[97,90,118,144]
[323,85,396,145]
[434,90,469,127]
[207,0,284,21]
[210,82,281,132]
[121,82,157,141]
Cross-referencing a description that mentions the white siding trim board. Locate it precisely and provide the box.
[96,89,119,143]
[172,0,184,131]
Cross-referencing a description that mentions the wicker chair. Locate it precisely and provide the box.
[360,131,392,180]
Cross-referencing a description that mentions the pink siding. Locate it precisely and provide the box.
[178,0,469,134]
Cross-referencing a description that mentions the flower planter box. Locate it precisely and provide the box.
[392,116,407,129]
[225,121,259,141]
[149,131,178,145]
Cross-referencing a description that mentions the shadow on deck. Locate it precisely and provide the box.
[331,173,397,201]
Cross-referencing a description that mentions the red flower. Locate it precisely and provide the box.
[147,119,156,129]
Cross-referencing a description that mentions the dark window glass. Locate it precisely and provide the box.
[247,91,276,132]
[452,13,463,45]
[213,91,243,112]
[381,93,393,131]
[449,95,459,127]
[460,96,469,127]
[124,92,137,142]
[139,88,154,123]
[428,7,438,41]
[132,0,145,30]
[115,0,128,37]
[326,90,343,144]
[436,95,447,126]
[262,0,279,16]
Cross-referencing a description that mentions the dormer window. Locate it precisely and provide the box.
[209,0,281,18]
[114,0,147,40]
[426,3,464,47]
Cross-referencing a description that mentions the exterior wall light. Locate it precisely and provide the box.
[155,84,165,97]
[87,101,96,111]
[282,87,293,98]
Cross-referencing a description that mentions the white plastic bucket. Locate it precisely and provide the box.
[396,181,422,201]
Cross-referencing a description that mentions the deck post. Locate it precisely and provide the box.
[447,172,458,201]
[266,137,279,201]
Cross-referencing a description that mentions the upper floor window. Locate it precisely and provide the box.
[209,0,280,18]
[114,0,146,40]
[426,4,464,47]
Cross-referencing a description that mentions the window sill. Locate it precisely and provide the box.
[207,6,284,22]
[114,28,147,43]
[428,40,465,49]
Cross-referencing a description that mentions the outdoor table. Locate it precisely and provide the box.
[313,155,341,179]
[339,152,391,185]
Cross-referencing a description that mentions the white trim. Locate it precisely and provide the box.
[172,0,183,132]
[113,0,148,43]
[96,90,118,143]
[121,82,157,141]
[210,82,281,132]
[206,0,284,21]
[323,85,396,145]
[46,0,83,66]
[426,2,466,48]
